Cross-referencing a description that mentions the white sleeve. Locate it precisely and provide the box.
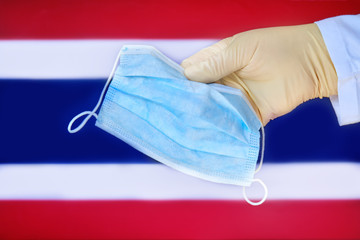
[315,14,360,126]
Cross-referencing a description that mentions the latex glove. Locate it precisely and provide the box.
[181,23,338,125]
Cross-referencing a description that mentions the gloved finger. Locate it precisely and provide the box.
[181,37,233,69]
[184,41,247,83]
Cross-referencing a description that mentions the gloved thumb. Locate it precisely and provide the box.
[183,45,242,83]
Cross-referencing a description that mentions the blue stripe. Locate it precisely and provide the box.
[0,80,359,164]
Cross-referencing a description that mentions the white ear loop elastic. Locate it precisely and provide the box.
[243,125,268,206]
[67,50,122,133]
[243,178,268,206]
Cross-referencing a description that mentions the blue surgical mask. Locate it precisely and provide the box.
[68,45,267,206]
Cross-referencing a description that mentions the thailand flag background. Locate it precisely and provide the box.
[0,0,360,239]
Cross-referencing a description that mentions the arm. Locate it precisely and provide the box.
[182,15,360,126]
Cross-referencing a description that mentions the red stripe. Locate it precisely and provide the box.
[0,200,359,240]
[1,0,360,39]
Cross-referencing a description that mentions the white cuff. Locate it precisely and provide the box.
[315,15,360,126]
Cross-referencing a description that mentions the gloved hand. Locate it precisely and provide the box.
[181,23,338,125]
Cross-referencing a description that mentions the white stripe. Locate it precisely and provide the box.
[0,163,359,200]
[0,40,217,79]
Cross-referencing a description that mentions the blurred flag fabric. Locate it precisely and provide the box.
[0,1,360,239]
